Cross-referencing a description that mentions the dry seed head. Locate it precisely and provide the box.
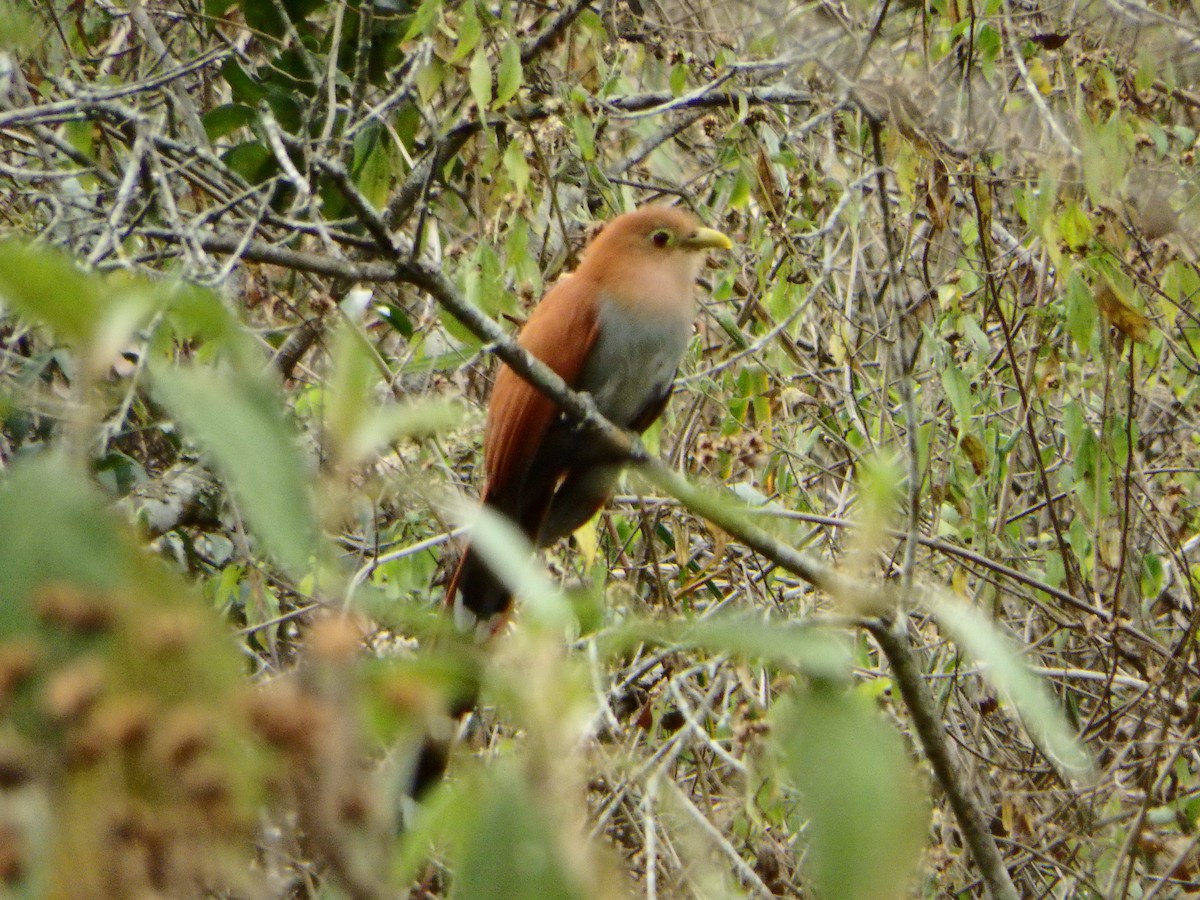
[35,583,116,633]
[153,708,216,771]
[0,823,24,885]
[339,786,372,825]
[133,611,197,658]
[306,614,364,665]
[0,741,35,789]
[246,681,329,754]
[85,694,156,752]
[43,657,105,723]
[0,641,42,704]
[181,762,231,811]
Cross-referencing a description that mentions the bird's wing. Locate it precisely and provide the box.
[482,274,601,504]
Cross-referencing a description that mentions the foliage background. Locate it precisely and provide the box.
[0,0,1198,897]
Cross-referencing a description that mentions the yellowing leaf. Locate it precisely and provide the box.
[959,433,988,476]
[1094,281,1150,343]
[1027,57,1053,95]
[828,328,847,366]
[571,516,600,570]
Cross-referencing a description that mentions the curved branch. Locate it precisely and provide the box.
[144,219,1016,900]
[864,618,1019,900]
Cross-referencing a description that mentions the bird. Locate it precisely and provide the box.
[446,204,733,631]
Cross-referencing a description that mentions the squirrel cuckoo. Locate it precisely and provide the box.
[447,205,732,630]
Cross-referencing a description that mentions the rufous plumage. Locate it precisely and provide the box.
[448,205,732,628]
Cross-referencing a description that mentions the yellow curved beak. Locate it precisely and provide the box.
[683,227,733,251]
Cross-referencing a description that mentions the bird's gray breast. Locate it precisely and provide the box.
[579,297,692,427]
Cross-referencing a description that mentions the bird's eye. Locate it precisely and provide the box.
[650,230,671,248]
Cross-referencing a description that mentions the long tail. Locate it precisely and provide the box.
[410,473,560,801]
[444,541,515,633]
[406,531,515,802]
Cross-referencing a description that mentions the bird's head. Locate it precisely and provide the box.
[578,205,732,308]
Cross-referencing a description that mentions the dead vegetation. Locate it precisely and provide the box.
[1,0,1199,897]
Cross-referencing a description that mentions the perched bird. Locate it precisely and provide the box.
[447,205,732,630]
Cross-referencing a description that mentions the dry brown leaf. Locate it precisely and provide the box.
[1094,281,1150,343]
[926,158,952,232]
[959,433,988,476]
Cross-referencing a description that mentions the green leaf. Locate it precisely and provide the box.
[469,47,492,111]
[0,240,104,343]
[605,613,850,680]
[1163,259,1200,309]
[494,41,522,106]
[463,244,513,318]
[449,763,583,900]
[352,127,393,211]
[452,0,482,61]
[464,505,573,631]
[221,141,276,184]
[220,58,267,104]
[325,322,464,467]
[0,456,130,619]
[571,114,595,161]
[324,322,379,467]
[941,364,973,428]
[360,400,463,453]
[729,164,752,208]
[502,140,530,198]
[415,56,447,103]
[774,685,929,900]
[152,365,318,575]
[64,119,94,160]
[669,62,688,96]
[0,0,36,50]
[378,302,415,338]
[404,0,443,40]
[0,242,159,372]
[159,282,247,353]
[1059,201,1093,251]
[202,103,256,141]
[1064,269,1097,353]
[975,22,1001,72]
[925,591,1094,777]
[239,0,324,37]
[504,218,538,288]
